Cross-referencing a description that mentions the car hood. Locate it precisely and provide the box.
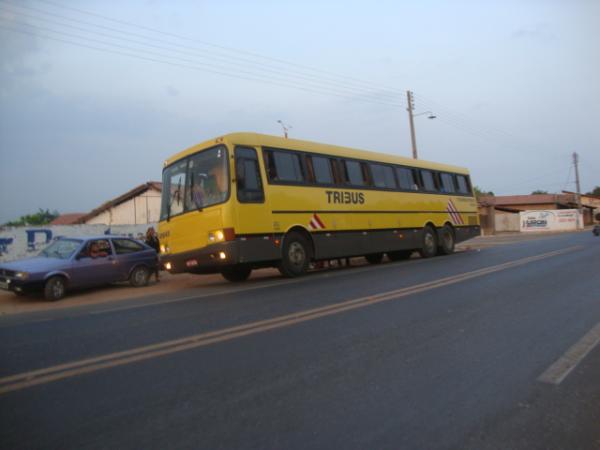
[0,257,68,273]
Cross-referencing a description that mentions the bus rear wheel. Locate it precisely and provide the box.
[221,265,252,282]
[278,232,311,277]
[419,225,438,258]
[439,225,455,255]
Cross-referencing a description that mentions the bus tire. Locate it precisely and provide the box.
[365,253,384,264]
[419,225,438,258]
[439,225,455,255]
[388,250,413,261]
[221,265,252,282]
[278,232,311,277]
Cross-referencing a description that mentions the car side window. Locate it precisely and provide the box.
[112,238,145,255]
[80,239,112,259]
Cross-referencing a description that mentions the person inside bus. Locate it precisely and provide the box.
[204,165,227,204]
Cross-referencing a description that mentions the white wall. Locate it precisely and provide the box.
[0,224,156,262]
[85,190,161,225]
[495,213,520,232]
[519,209,583,232]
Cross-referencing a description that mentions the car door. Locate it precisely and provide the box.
[69,239,120,287]
[110,238,151,280]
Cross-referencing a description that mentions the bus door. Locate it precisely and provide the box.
[234,147,276,262]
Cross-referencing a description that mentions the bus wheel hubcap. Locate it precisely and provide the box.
[289,242,305,266]
[425,234,435,251]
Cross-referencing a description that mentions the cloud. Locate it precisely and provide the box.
[511,24,556,42]
[166,85,179,97]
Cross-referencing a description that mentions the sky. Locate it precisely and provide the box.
[0,0,598,223]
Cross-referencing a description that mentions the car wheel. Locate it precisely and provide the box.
[439,225,455,255]
[221,265,252,282]
[44,276,67,301]
[130,266,150,287]
[419,225,438,258]
[387,250,413,261]
[278,232,311,277]
[365,253,384,264]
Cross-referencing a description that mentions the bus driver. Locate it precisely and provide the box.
[191,164,227,208]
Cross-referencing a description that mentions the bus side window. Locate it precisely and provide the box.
[420,169,437,192]
[456,174,470,194]
[235,147,264,203]
[343,159,367,186]
[440,173,456,194]
[264,150,278,181]
[331,159,344,186]
[307,155,334,185]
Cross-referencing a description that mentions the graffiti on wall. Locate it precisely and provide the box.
[0,224,156,262]
[519,209,582,232]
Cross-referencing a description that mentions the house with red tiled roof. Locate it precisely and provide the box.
[76,182,162,225]
[49,213,86,225]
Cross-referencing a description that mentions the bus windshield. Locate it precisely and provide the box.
[160,146,229,220]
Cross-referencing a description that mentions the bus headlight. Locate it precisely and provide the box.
[218,251,227,260]
[208,228,235,243]
[164,262,172,270]
[208,230,225,242]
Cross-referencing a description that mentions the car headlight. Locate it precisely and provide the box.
[15,271,29,280]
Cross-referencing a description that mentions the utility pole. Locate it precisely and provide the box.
[573,151,582,227]
[406,90,418,159]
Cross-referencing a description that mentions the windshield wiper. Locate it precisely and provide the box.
[189,173,203,211]
[167,179,182,222]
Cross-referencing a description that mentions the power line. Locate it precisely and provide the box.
[14,0,406,98]
[0,1,404,104]
[0,21,405,109]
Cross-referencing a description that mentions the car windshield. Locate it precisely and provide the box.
[160,146,228,220]
[39,239,82,259]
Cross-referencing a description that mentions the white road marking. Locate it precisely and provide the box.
[538,321,600,385]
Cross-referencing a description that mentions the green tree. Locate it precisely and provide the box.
[473,186,494,198]
[531,190,549,195]
[585,186,600,196]
[3,209,59,227]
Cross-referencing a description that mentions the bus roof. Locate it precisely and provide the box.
[164,132,470,174]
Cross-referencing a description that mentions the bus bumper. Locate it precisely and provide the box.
[160,237,280,274]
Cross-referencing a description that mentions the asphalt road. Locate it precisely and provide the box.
[1,232,599,450]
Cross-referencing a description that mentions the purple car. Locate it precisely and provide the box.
[0,236,158,301]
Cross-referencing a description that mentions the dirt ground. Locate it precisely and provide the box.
[0,230,590,316]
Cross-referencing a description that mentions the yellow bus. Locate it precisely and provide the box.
[158,132,480,281]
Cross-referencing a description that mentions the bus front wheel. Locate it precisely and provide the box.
[419,226,438,258]
[278,232,311,277]
[221,265,252,282]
